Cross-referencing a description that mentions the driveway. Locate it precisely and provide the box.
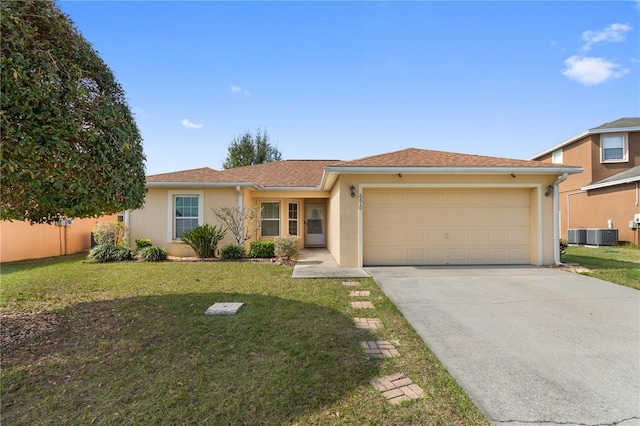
[366,266,640,426]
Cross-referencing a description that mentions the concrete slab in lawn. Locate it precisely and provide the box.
[205,302,243,316]
[366,265,640,426]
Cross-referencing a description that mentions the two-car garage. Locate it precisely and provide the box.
[362,187,533,265]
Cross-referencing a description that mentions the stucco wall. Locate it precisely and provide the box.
[0,215,117,263]
[329,173,558,267]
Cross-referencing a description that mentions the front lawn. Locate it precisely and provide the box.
[1,255,487,425]
[561,244,640,290]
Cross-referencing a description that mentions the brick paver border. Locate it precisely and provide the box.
[371,373,425,404]
[360,341,400,358]
[351,301,375,309]
[349,290,370,297]
[354,318,383,329]
[342,281,360,286]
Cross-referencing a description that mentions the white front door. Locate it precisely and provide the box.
[305,204,326,247]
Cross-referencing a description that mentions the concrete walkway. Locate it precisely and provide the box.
[292,249,369,278]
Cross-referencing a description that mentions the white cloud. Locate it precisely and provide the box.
[581,23,631,52]
[562,55,630,85]
[181,118,203,129]
[231,85,250,96]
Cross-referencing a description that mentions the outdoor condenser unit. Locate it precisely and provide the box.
[585,229,618,246]
[567,229,587,245]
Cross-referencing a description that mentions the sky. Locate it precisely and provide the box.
[57,1,640,175]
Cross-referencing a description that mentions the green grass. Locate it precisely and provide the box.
[561,244,640,290]
[1,255,487,425]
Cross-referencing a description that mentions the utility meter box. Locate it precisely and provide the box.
[634,213,640,224]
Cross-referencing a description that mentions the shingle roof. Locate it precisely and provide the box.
[146,161,339,187]
[335,148,557,168]
[583,165,640,190]
[591,117,640,130]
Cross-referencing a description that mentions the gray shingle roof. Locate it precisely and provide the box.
[590,117,640,130]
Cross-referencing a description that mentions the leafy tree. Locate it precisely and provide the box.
[1,0,146,224]
[222,128,282,169]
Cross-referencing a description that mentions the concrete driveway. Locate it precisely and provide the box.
[366,266,640,426]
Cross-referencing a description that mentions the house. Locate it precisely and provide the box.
[529,118,640,245]
[0,215,118,263]
[129,148,581,267]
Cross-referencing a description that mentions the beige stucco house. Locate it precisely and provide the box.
[129,148,581,267]
[530,118,640,245]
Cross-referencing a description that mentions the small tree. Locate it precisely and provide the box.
[222,128,282,169]
[180,224,226,258]
[213,206,260,245]
[93,221,125,246]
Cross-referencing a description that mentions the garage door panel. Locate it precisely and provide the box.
[363,188,531,265]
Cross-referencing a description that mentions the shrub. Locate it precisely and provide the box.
[274,235,300,260]
[135,238,152,251]
[180,224,227,258]
[93,222,125,246]
[137,246,167,262]
[248,241,275,258]
[88,244,133,263]
[220,244,246,260]
[560,239,568,256]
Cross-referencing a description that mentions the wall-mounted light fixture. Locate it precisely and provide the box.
[350,185,356,198]
[545,184,553,197]
[510,173,516,178]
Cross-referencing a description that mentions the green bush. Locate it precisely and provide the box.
[560,239,568,256]
[220,244,246,260]
[135,238,152,251]
[88,244,133,263]
[248,241,275,258]
[137,246,167,262]
[274,235,300,260]
[93,222,125,246]
[180,224,227,258]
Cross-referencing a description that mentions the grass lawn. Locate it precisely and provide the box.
[1,255,488,425]
[561,244,640,290]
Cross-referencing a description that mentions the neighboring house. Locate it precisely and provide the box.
[129,148,581,267]
[0,215,118,263]
[530,118,640,245]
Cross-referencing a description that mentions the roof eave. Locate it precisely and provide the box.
[322,166,583,175]
[581,176,640,191]
[529,126,640,160]
[146,181,258,189]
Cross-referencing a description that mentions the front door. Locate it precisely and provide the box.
[305,204,325,247]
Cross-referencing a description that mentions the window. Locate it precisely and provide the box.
[175,196,199,239]
[288,203,299,236]
[552,149,563,164]
[261,202,280,237]
[601,134,627,162]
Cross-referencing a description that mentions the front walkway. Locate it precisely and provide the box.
[292,249,369,278]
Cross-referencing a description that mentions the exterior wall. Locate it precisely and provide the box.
[0,215,117,263]
[330,173,558,267]
[130,187,331,257]
[326,183,341,262]
[541,130,639,243]
[564,184,639,244]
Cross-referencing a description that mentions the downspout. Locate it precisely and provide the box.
[236,186,243,244]
[124,210,130,247]
[553,173,569,265]
[636,182,638,207]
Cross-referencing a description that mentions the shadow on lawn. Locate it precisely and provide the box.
[2,292,381,425]
[562,254,640,270]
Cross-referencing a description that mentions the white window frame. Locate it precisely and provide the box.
[260,201,280,237]
[551,149,563,164]
[288,202,299,236]
[600,133,628,163]
[167,190,204,242]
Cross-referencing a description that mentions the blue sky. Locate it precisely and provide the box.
[58,1,640,175]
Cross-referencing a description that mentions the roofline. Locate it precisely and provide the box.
[322,166,582,175]
[581,175,640,191]
[146,182,258,189]
[529,126,640,160]
[258,186,323,191]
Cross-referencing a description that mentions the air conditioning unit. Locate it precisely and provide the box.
[567,229,587,245]
[586,228,618,246]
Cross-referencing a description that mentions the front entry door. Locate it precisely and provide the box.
[305,204,326,247]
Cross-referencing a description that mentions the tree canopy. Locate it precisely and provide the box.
[222,128,282,169]
[1,0,146,224]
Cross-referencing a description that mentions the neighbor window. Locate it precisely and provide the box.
[601,134,627,162]
[552,149,563,164]
[261,202,280,237]
[288,203,299,236]
[174,195,199,239]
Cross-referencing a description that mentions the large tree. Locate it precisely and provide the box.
[222,128,282,169]
[1,0,146,224]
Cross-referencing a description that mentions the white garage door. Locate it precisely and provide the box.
[363,188,531,265]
